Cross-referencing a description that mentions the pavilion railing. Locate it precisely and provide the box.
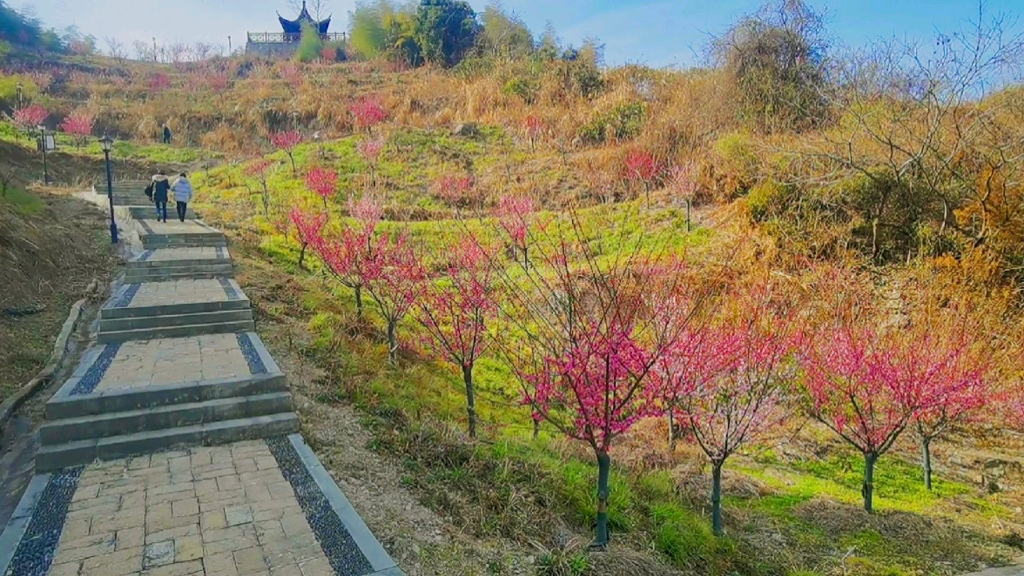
[247,32,346,44]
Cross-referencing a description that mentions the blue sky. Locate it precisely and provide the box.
[20,0,1024,67]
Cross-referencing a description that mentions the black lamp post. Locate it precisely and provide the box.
[100,134,118,244]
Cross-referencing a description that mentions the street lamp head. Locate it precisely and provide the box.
[99,134,114,152]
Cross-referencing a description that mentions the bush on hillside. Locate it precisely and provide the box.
[479,4,534,59]
[415,0,480,67]
[712,0,830,133]
[577,101,645,145]
[296,22,324,63]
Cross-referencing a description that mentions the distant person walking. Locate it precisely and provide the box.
[151,170,170,222]
[171,172,193,222]
[162,124,172,145]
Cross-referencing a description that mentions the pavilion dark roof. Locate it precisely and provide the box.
[277,1,331,35]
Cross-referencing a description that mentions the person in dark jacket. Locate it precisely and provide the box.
[152,170,170,222]
[162,124,171,144]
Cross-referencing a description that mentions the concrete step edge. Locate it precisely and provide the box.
[35,412,301,472]
[99,309,253,331]
[101,298,251,320]
[97,320,256,343]
[46,372,288,420]
[39,392,294,444]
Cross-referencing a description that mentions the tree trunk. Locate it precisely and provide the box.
[298,242,307,270]
[532,418,539,439]
[921,437,933,491]
[386,320,398,365]
[354,285,363,317]
[685,199,691,233]
[594,450,611,548]
[711,462,724,536]
[862,452,877,513]
[667,411,676,452]
[289,153,296,175]
[462,364,477,439]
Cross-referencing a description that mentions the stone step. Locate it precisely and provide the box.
[35,412,300,472]
[39,392,293,445]
[142,236,227,249]
[47,373,288,419]
[101,297,250,320]
[128,206,197,220]
[123,263,235,283]
[123,269,235,283]
[99,308,252,332]
[97,318,255,343]
[126,255,230,270]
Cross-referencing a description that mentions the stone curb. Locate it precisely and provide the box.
[0,473,50,575]
[0,280,98,434]
[286,433,406,576]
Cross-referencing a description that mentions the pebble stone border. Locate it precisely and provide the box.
[236,333,268,375]
[1,467,83,576]
[138,220,154,235]
[68,343,122,396]
[267,436,376,576]
[216,246,228,259]
[111,284,142,308]
[138,250,155,262]
[219,277,242,301]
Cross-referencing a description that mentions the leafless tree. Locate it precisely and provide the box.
[804,1,1024,262]
[132,39,150,61]
[104,36,126,60]
[287,0,330,20]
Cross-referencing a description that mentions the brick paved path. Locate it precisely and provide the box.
[0,214,403,576]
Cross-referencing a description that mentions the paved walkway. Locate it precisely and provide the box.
[0,209,403,576]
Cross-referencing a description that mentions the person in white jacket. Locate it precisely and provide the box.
[171,173,193,222]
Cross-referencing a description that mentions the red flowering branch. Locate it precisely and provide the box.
[313,195,385,316]
[524,115,545,151]
[270,130,302,174]
[306,167,338,210]
[495,194,538,268]
[350,97,388,132]
[414,238,500,438]
[623,149,664,207]
[357,137,385,186]
[288,207,327,270]
[363,231,424,364]
[659,279,797,535]
[494,210,696,547]
[60,112,94,148]
[149,73,172,93]
[433,175,475,210]
[13,104,48,129]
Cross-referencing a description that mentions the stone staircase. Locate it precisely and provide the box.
[35,217,298,473]
[95,179,197,219]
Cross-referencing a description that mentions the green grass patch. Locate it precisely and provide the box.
[0,185,45,215]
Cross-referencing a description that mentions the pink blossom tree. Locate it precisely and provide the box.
[433,175,475,210]
[896,313,992,490]
[357,137,385,186]
[149,73,172,93]
[306,167,338,210]
[802,320,921,513]
[314,195,385,317]
[523,115,545,152]
[667,162,698,232]
[288,207,327,270]
[496,211,693,547]
[270,130,302,175]
[246,159,275,216]
[60,112,94,148]
[414,238,499,438]
[350,97,388,132]
[623,149,664,207]
[494,194,538,269]
[660,281,797,535]
[363,232,423,364]
[13,104,48,129]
